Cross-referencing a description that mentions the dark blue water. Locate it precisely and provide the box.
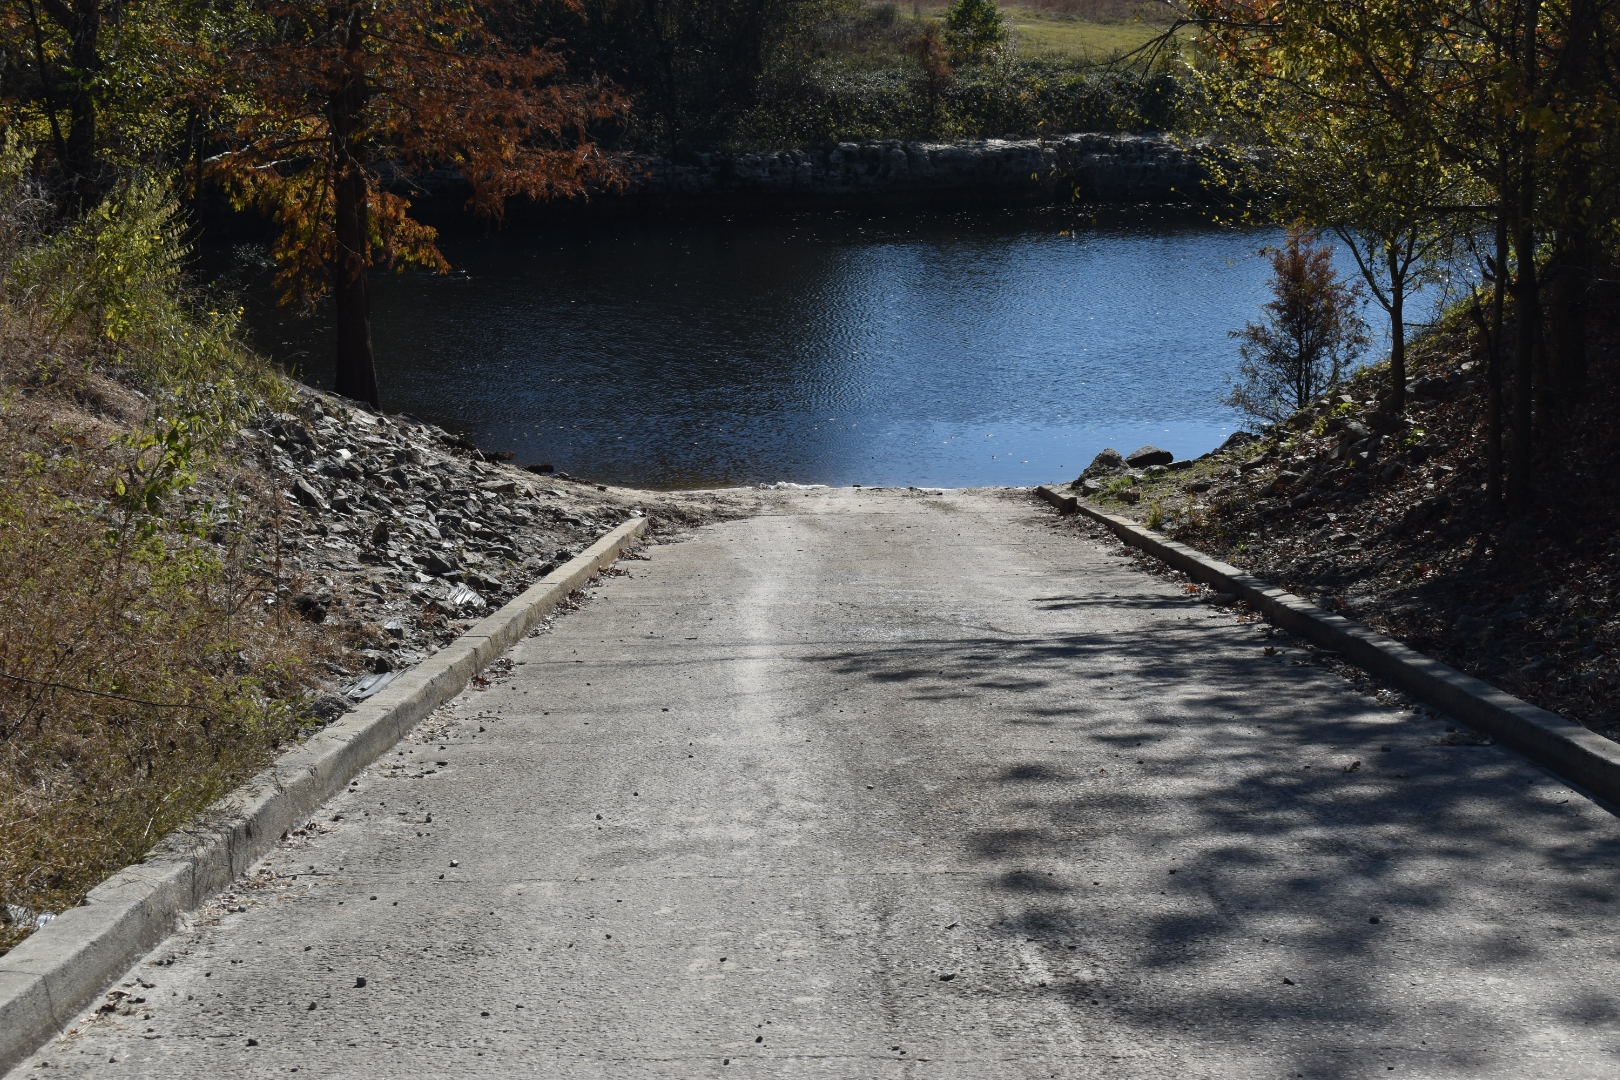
[257,205,1401,489]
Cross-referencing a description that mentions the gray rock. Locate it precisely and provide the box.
[1406,375,1449,399]
[1072,448,1126,487]
[292,594,330,622]
[419,551,461,577]
[1126,445,1174,468]
[1406,440,1442,464]
[292,478,328,510]
[308,692,351,722]
[1214,431,1260,455]
[361,650,398,674]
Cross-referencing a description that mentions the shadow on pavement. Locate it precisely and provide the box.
[807,602,1620,1078]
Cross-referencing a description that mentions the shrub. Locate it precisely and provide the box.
[0,153,320,953]
[943,0,1009,65]
[1224,226,1370,427]
[737,53,1178,147]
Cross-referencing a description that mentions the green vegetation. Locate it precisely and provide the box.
[739,4,1179,145]
[534,1,1180,153]
[0,151,322,953]
[904,0,1172,57]
[1225,227,1371,427]
[1006,10,1169,58]
[943,0,1011,62]
[1178,0,1620,511]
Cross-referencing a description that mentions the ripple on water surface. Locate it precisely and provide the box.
[258,205,1407,489]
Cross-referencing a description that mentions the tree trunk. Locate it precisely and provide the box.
[1485,215,1508,512]
[332,166,378,408]
[1509,210,1537,513]
[1544,233,1592,417]
[329,5,380,408]
[23,0,67,165]
[1506,1,1541,513]
[62,0,102,198]
[640,0,682,156]
[1386,245,1406,415]
[1542,0,1599,417]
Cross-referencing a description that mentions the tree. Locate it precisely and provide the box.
[1225,227,1370,427]
[0,0,212,197]
[942,0,1007,65]
[0,0,112,194]
[1175,0,1620,509]
[207,0,626,407]
[907,22,952,137]
[541,0,844,155]
[1175,25,1465,418]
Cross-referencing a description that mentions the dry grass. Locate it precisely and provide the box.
[0,164,325,953]
[899,0,1170,19]
[879,1,1176,60]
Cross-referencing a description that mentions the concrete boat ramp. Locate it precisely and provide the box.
[13,487,1620,1078]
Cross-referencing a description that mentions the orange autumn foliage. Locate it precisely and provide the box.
[207,0,627,404]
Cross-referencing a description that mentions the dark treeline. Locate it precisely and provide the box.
[522,0,1176,154]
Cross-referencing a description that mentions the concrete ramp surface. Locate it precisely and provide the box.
[16,487,1620,1078]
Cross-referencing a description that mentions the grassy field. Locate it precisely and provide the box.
[894,0,1175,60]
[1007,9,1170,58]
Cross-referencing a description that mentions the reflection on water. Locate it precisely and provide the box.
[250,205,1389,489]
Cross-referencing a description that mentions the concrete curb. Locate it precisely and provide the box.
[1037,485,1620,802]
[0,516,650,1076]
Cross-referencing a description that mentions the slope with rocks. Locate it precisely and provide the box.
[0,377,757,952]
[1067,314,1620,741]
[231,387,757,718]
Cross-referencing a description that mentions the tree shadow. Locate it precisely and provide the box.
[807,614,1620,1077]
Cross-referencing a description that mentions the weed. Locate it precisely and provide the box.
[1310,401,1360,437]
[1101,473,1138,493]
[1398,427,1428,452]
[1181,492,1203,529]
[0,153,318,953]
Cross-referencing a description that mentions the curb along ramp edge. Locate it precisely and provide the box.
[0,515,650,1077]
[1035,485,1620,805]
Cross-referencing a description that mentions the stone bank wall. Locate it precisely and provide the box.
[617,133,1210,205]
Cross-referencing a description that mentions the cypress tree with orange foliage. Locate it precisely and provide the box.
[208,0,626,407]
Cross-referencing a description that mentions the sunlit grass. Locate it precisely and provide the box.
[888,1,1177,61]
[1006,9,1171,59]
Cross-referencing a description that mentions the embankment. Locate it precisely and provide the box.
[401,132,1214,219]
[617,133,1210,207]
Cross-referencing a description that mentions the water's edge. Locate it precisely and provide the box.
[403,132,1215,220]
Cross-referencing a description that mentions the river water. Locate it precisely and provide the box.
[254,204,1394,490]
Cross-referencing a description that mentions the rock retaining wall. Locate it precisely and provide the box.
[613,133,1211,206]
